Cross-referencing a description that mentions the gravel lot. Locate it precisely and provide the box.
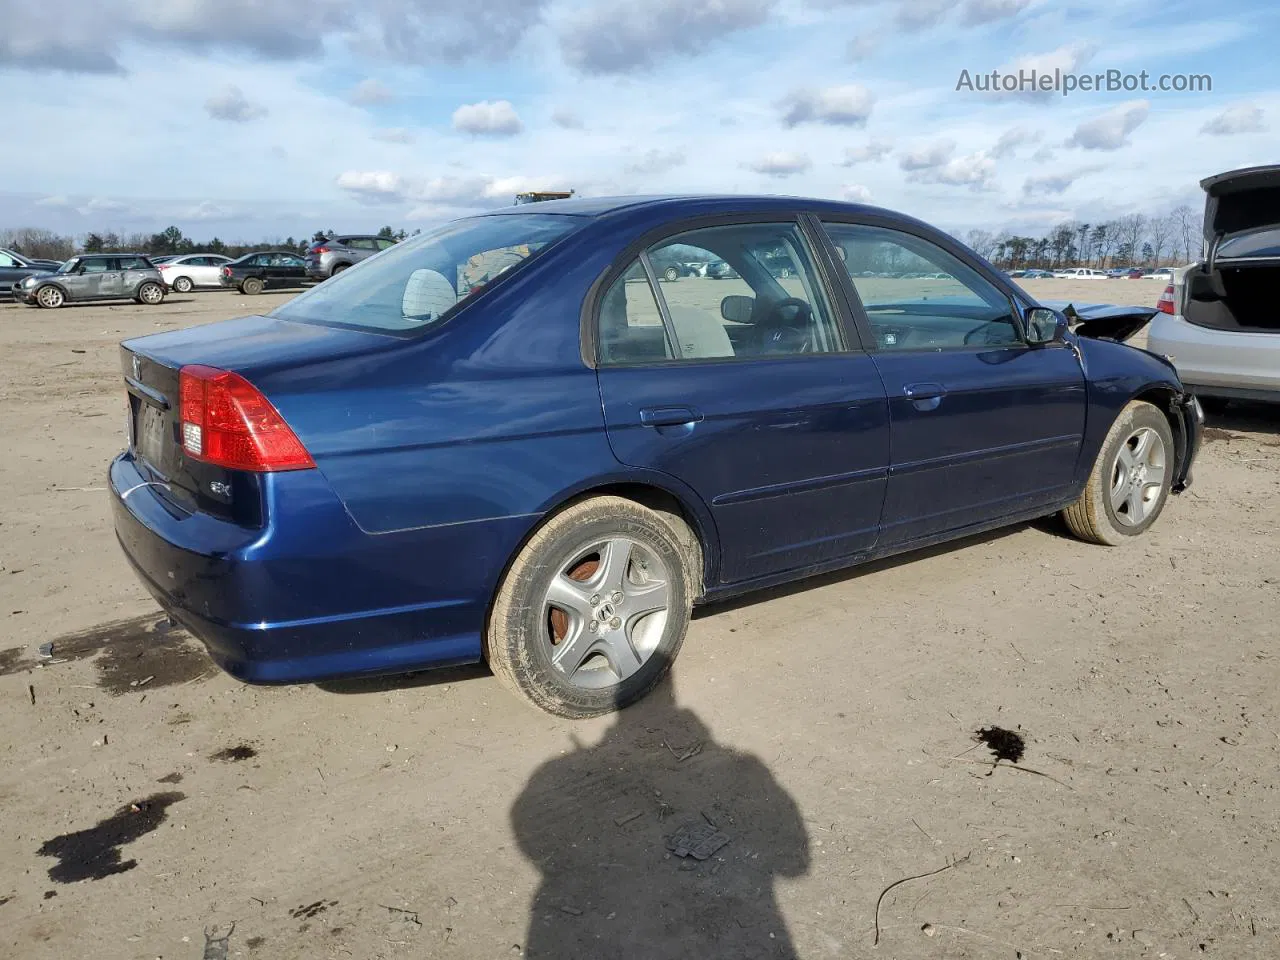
[2,278,1278,959]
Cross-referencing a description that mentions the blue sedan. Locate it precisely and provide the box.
[111,196,1202,717]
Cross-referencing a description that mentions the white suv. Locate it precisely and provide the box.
[1148,165,1280,408]
[1052,267,1108,279]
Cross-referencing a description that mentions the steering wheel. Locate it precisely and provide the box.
[963,320,1014,346]
[760,297,814,353]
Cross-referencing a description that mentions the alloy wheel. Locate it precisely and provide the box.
[1109,426,1167,526]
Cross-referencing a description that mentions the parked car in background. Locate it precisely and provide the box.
[304,235,397,280]
[1053,267,1108,280]
[1,247,63,295]
[1149,165,1280,409]
[705,258,739,279]
[111,194,1200,719]
[156,254,234,292]
[1144,267,1176,282]
[221,251,308,294]
[14,254,165,308]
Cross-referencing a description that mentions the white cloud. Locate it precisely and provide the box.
[1066,100,1149,150]
[558,0,773,74]
[181,200,241,221]
[625,149,686,176]
[204,85,267,122]
[779,84,875,127]
[451,99,523,136]
[1201,103,1265,136]
[985,42,1097,100]
[551,108,584,129]
[841,183,873,202]
[899,139,956,172]
[349,78,394,105]
[962,0,1030,25]
[334,170,410,204]
[1031,145,1056,163]
[746,152,812,177]
[845,34,878,62]
[1022,166,1104,195]
[80,197,129,215]
[842,140,894,165]
[372,127,415,144]
[895,0,951,30]
[990,126,1040,158]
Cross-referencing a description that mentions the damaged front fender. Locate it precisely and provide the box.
[1039,301,1158,343]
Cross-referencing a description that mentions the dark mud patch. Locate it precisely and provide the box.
[290,900,337,919]
[0,895,12,907]
[246,937,266,950]
[37,792,184,883]
[0,614,210,694]
[976,726,1026,764]
[157,772,184,784]
[210,745,257,763]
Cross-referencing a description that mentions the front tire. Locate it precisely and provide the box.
[171,276,194,293]
[1063,400,1175,545]
[240,277,264,295]
[663,266,680,282]
[35,285,64,308]
[487,496,693,718]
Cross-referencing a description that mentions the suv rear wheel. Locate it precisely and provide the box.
[330,263,350,277]
[487,496,693,718]
[240,277,264,295]
[136,282,164,305]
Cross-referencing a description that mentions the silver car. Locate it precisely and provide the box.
[154,254,233,292]
[304,235,397,279]
[14,254,166,308]
[1149,165,1280,408]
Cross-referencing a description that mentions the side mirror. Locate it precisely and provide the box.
[720,294,754,323]
[1025,307,1068,345]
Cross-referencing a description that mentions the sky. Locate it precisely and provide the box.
[0,0,1275,243]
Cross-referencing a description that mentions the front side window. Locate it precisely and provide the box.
[0,251,17,268]
[822,222,1021,351]
[272,213,582,333]
[597,221,842,364]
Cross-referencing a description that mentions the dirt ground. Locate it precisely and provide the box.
[2,278,1279,960]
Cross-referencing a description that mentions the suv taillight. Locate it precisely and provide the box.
[1156,283,1177,315]
[179,365,314,472]
[312,246,329,255]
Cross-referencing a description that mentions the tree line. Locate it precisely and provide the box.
[0,225,417,262]
[965,206,1204,272]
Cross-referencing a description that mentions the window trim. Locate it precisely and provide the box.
[582,212,863,369]
[813,214,1035,355]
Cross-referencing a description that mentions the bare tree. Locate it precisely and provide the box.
[1113,214,1147,266]
[965,228,998,261]
[1170,204,1201,264]
[1147,213,1174,268]
[0,227,75,260]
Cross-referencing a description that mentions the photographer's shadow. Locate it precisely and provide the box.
[511,677,810,959]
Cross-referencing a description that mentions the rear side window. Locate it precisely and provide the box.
[81,258,114,273]
[596,221,843,364]
[272,214,582,333]
[118,256,149,270]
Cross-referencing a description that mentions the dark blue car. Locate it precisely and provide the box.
[111,196,1202,717]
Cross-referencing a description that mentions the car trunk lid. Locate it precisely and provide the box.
[1201,165,1280,267]
[121,314,400,523]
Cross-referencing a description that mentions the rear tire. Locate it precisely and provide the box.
[486,496,692,718]
[330,263,349,277]
[136,282,164,305]
[35,285,64,308]
[1063,400,1175,546]
[172,276,194,293]
[663,266,680,282]
[241,277,264,295]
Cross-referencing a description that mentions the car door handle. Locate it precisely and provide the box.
[903,382,946,411]
[639,406,704,427]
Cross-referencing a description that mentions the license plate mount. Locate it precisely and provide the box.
[137,403,168,469]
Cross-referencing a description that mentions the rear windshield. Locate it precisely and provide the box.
[274,214,581,333]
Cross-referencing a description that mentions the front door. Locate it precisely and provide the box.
[819,220,1087,546]
[96,257,126,299]
[594,219,889,585]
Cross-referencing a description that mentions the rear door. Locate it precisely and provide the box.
[818,218,1086,546]
[594,217,889,585]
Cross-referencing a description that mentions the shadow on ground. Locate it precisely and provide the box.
[511,677,809,959]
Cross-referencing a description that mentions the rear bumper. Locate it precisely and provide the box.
[1149,313,1280,397]
[110,453,528,684]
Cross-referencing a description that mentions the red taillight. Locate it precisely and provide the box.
[222,266,232,277]
[1157,283,1176,315]
[178,365,314,472]
[313,246,329,255]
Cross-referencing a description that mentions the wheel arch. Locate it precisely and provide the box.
[1130,383,1194,491]
[480,476,718,666]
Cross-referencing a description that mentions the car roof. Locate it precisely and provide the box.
[477,194,904,222]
